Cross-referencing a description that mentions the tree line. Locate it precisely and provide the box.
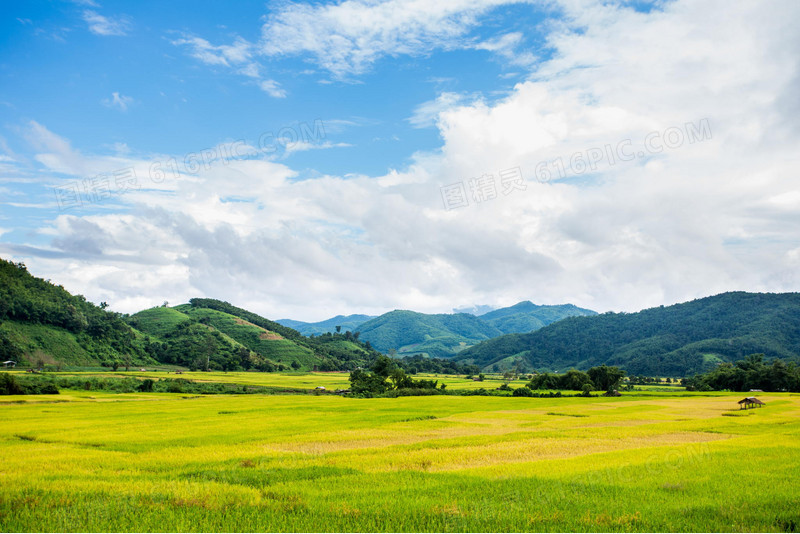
[685,354,800,392]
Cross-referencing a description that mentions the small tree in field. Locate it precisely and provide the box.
[587,365,625,393]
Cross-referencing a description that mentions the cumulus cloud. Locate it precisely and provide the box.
[6,0,800,320]
[408,92,469,128]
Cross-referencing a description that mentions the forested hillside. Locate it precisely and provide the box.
[455,292,800,376]
[128,298,382,372]
[479,301,596,334]
[356,310,504,359]
[352,302,597,358]
[0,256,480,372]
[0,258,150,367]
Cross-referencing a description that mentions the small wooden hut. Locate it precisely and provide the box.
[738,397,765,410]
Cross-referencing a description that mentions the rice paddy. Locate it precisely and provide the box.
[1,381,798,532]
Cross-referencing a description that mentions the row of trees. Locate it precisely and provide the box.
[685,354,800,392]
[526,365,626,393]
[395,354,480,376]
[627,376,677,385]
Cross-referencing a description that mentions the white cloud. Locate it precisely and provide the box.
[170,0,547,94]
[259,0,525,78]
[172,35,253,67]
[173,35,290,98]
[258,79,287,98]
[282,140,353,158]
[473,31,537,67]
[101,92,134,111]
[8,0,800,321]
[408,92,470,128]
[82,10,131,36]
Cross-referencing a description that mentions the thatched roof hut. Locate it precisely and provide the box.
[738,397,765,409]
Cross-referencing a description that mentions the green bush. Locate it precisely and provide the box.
[0,373,24,395]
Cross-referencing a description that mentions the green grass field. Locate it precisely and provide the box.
[1,381,798,532]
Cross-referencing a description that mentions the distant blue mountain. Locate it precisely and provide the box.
[276,314,376,336]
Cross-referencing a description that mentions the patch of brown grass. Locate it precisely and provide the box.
[259,331,283,340]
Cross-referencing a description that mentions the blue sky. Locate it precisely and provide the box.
[1,1,546,174]
[1,0,799,321]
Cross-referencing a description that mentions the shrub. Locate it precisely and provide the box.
[0,373,24,395]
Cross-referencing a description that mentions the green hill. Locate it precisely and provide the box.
[0,257,151,368]
[353,302,597,359]
[0,257,464,373]
[175,304,317,367]
[454,292,800,376]
[126,305,271,371]
[357,310,504,359]
[479,301,597,334]
[128,298,381,372]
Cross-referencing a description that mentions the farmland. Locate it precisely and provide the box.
[1,381,798,532]
[36,370,513,392]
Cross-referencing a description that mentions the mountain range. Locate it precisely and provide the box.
[278,314,377,336]
[278,302,597,359]
[454,292,800,376]
[2,256,799,377]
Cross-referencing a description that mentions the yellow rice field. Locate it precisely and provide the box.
[1,386,798,532]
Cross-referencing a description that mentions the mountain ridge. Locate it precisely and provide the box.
[352,302,597,359]
[454,291,800,376]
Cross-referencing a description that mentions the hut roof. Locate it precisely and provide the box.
[738,397,765,405]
